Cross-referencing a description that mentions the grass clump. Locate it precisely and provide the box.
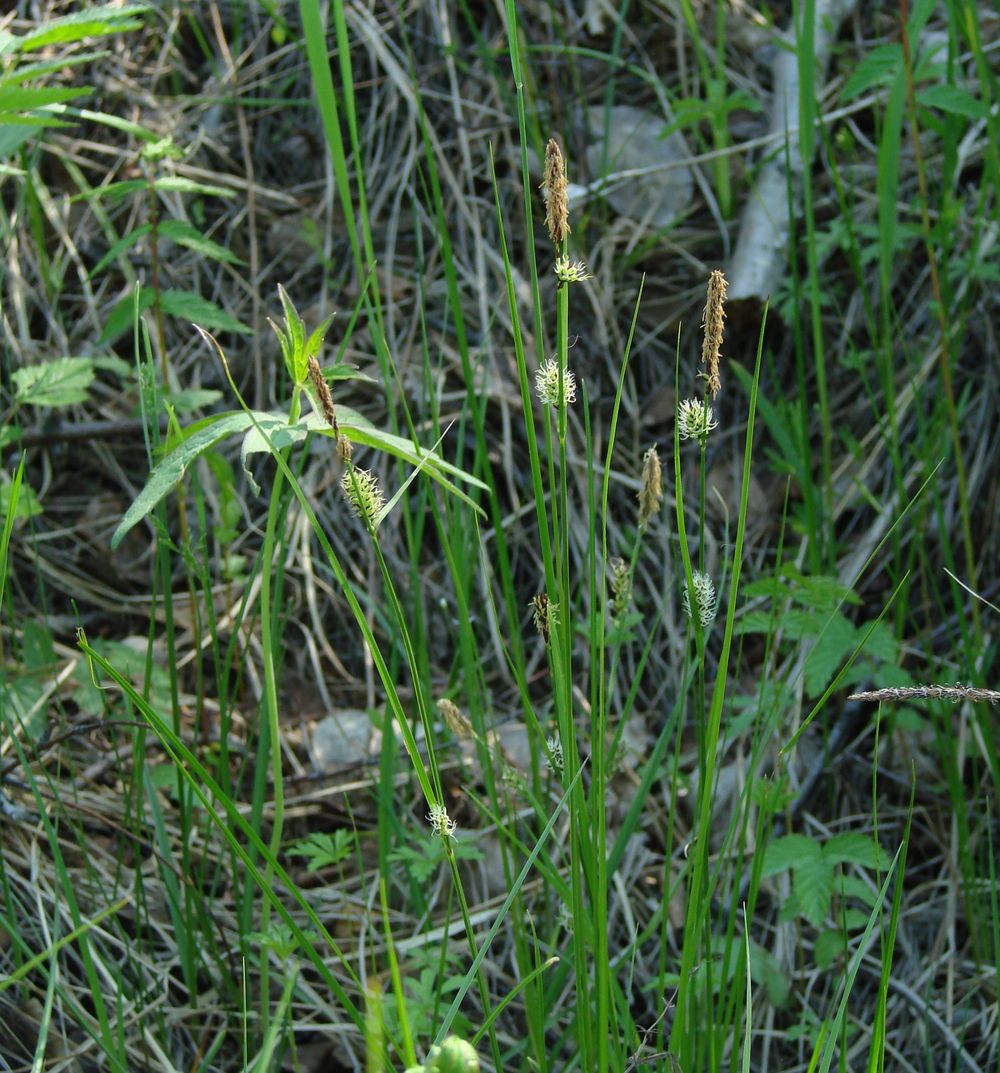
[1,3,998,1072]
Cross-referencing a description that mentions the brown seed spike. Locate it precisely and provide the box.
[701,269,727,399]
[308,355,339,434]
[542,138,570,248]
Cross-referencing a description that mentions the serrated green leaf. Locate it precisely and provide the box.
[762,834,822,877]
[813,929,844,970]
[749,940,790,1008]
[157,219,244,265]
[12,356,94,406]
[793,854,834,926]
[111,411,256,548]
[804,613,858,696]
[160,290,251,335]
[840,44,901,102]
[0,85,88,111]
[917,83,988,120]
[824,832,881,869]
[87,223,150,277]
[163,388,223,413]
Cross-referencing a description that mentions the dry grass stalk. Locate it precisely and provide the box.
[542,138,570,247]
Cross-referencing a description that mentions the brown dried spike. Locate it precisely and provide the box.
[542,138,570,247]
[701,270,727,399]
[308,356,339,434]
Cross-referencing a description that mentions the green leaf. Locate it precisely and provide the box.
[99,288,251,343]
[162,388,223,413]
[813,929,844,970]
[110,411,254,548]
[803,613,857,696]
[824,832,881,869]
[287,831,353,871]
[917,83,988,120]
[749,941,790,1007]
[12,356,94,406]
[156,219,244,265]
[0,85,88,112]
[762,834,821,877]
[840,44,902,102]
[160,290,251,334]
[87,223,150,277]
[793,854,834,926]
[150,175,236,200]
[17,6,146,51]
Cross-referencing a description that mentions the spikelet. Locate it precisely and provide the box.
[638,446,663,527]
[700,269,727,399]
[542,138,570,247]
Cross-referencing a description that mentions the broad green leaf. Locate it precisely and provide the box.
[17,5,147,51]
[917,83,988,120]
[12,356,94,406]
[762,834,821,877]
[793,854,834,926]
[824,832,881,869]
[157,219,244,265]
[111,411,256,548]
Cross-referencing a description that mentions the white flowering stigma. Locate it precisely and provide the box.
[535,358,577,407]
[427,803,457,839]
[554,254,593,284]
[682,570,718,629]
[677,398,718,441]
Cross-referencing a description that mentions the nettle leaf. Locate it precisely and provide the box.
[762,834,821,877]
[793,853,834,927]
[13,356,94,406]
[824,832,882,869]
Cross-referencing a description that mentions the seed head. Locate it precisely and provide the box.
[638,445,663,527]
[701,269,727,399]
[308,356,339,434]
[682,570,717,629]
[437,698,473,739]
[542,138,570,247]
[545,734,564,777]
[341,467,385,524]
[677,398,717,442]
[609,557,631,620]
[535,358,577,408]
[530,593,558,643]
